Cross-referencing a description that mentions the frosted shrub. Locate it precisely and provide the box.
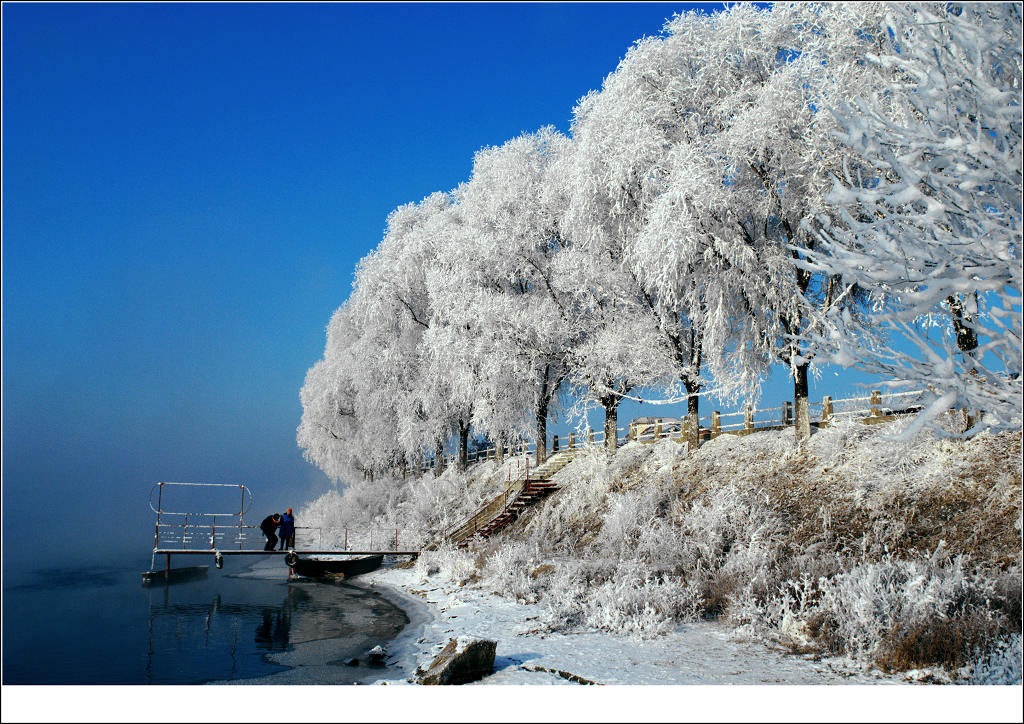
[814,555,1001,670]
[718,538,792,632]
[481,542,542,602]
[522,449,618,554]
[536,559,700,638]
[633,517,690,577]
[402,477,458,534]
[672,483,789,618]
[591,493,646,559]
[538,564,591,632]
[732,573,822,645]
[581,562,698,638]
[415,547,478,586]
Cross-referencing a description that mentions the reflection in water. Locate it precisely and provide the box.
[146,585,294,682]
[254,608,290,651]
[4,562,410,685]
[143,579,408,684]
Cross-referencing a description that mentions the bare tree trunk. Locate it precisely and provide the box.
[457,420,470,472]
[535,396,548,466]
[793,361,811,442]
[434,439,445,477]
[684,376,700,451]
[949,293,981,430]
[949,293,980,356]
[600,393,620,453]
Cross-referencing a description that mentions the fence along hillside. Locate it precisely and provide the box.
[402,388,943,477]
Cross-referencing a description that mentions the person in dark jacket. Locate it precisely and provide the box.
[260,513,281,551]
[278,509,295,550]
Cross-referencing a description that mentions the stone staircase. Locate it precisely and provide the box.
[435,449,578,550]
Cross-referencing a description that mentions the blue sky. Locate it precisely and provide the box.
[3,2,885,572]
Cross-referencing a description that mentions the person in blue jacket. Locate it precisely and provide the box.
[278,508,295,550]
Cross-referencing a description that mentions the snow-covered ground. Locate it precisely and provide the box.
[313,563,1018,723]
[360,563,899,686]
[7,555,1019,724]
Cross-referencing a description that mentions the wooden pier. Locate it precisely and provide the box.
[144,482,421,585]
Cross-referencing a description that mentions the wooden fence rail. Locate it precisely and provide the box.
[395,388,932,478]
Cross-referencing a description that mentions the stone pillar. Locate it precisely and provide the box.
[870,390,882,417]
[795,398,811,441]
[822,396,833,426]
[711,411,721,438]
[654,419,662,439]
[568,431,575,449]
[588,428,594,445]
[684,413,699,451]
[552,434,559,452]
[783,400,792,427]
[744,405,753,435]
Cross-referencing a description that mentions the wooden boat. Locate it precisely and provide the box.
[289,554,383,580]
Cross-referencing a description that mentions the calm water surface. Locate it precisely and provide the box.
[2,557,408,685]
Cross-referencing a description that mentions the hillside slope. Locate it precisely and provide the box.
[301,417,1022,682]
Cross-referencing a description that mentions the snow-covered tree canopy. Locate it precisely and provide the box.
[802,2,1022,435]
[299,1,1022,483]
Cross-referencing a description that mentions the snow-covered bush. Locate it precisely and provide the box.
[414,547,478,587]
[812,554,1002,671]
[582,564,693,638]
[536,559,702,638]
[480,542,544,603]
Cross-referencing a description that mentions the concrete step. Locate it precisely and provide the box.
[447,451,579,545]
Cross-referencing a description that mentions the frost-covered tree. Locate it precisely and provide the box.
[805,2,1023,435]
[455,128,576,465]
[297,303,369,481]
[566,3,888,445]
[556,141,684,452]
[558,244,676,452]
[565,16,714,450]
[416,194,497,471]
[357,191,484,471]
[299,192,472,481]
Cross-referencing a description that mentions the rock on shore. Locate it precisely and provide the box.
[416,637,496,685]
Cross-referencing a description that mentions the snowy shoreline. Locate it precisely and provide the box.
[359,562,905,686]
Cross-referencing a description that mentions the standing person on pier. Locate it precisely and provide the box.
[260,513,281,551]
[278,508,295,550]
